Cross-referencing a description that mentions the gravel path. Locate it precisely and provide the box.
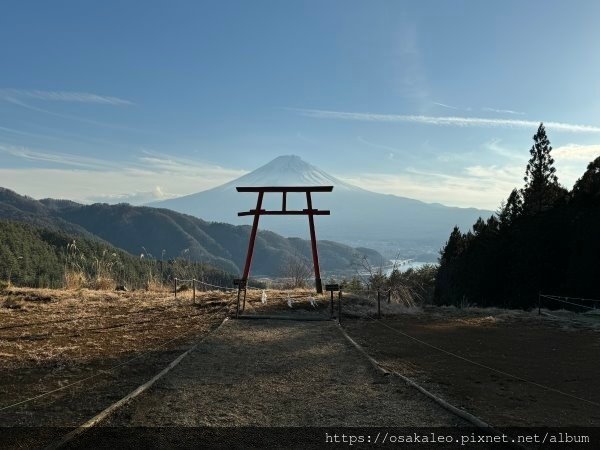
[105,319,466,427]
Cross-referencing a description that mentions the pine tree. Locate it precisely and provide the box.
[472,217,486,236]
[485,215,500,233]
[439,226,464,263]
[521,123,561,214]
[498,188,523,228]
[572,156,600,204]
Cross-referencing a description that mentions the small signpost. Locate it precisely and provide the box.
[325,284,341,322]
[325,284,339,319]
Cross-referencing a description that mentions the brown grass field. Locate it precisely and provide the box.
[0,286,233,427]
[1,287,599,431]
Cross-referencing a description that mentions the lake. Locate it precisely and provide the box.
[385,260,437,275]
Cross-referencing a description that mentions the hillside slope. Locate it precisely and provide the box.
[0,219,234,288]
[0,187,383,277]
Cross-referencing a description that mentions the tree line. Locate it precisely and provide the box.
[435,123,600,309]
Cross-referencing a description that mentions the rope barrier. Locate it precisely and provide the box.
[541,293,600,304]
[195,280,237,291]
[44,316,232,450]
[359,312,600,408]
[345,288,394,295]
[336,324,497,431]
[540,295,597,311]
[345,288,373,294]
[0,301,233,413]
[173,278,263,291]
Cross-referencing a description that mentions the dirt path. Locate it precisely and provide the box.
[103,319,466,427]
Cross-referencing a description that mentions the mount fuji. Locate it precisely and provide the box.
[150,155,490,259]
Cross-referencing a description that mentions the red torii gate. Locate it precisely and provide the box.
[237,186,333,293]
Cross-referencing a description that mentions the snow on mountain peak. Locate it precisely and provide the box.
[218,155,359,191]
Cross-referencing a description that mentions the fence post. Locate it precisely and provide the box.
[193,279,196,304]
[377,289,381,319]
[338,289,342,324]
[538,291,541,316]
[388,288,391,304]
[236,286,241,318]
[174,278,177,299]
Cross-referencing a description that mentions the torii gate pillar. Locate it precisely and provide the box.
[237,186,333,293]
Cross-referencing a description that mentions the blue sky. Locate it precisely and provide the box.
[1,0,599,209]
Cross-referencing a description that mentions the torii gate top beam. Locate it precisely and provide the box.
[236,186,333,193]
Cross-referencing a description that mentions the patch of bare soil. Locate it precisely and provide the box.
[342,307,600,427]
[103,319,467,427]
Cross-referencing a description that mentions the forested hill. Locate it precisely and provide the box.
[0,188,384,278]
[0,219,235,289]
[435,124,600,309]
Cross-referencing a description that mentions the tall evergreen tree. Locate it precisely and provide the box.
[498,188,523,228]
[439,226,464,263]
[572,156,600,204]
[521,123,561,214]
[485,215,500,233]
[472,217,486,236]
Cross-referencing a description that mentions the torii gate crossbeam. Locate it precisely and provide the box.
[237,186,333,293]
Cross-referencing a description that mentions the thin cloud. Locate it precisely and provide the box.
[137,150,247,179]
[339,170,509,209]
[392,24,430,101]
[87,186,174,204]
[553,143,600,161]
[0,125,49,140]
[357,137,404,156]
[0,147,248,205]
[0,88,132,106]
[464,164,523,180]
[482,107,525,116]
[339,164,522,210]
[0,143,118,169]
[485,139,526,161]
[292,108,600,133]
[339,152,588,210]
[3,97,144,132]
[1,143,248,181]
[433,102,460,110]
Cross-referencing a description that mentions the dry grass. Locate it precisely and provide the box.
[64,270,87,290]
[145,277,165,292]
[0,287,234,370]
[89,275,115,290]
[0,286,236,429]
[63,270,118,291]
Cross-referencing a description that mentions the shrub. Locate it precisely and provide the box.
[64,270,86,290]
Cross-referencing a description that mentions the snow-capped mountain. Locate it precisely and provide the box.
[150,155,490,258]
[213,155,359,191]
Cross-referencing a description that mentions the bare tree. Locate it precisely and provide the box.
[351,252,434,307]
[281,254,312,289]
